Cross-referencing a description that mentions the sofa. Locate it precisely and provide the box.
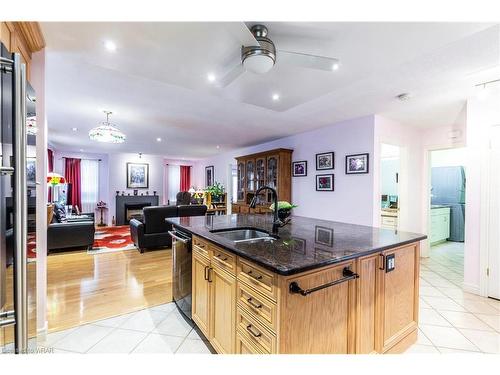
[130,205,207,253]
[47,204,95,252]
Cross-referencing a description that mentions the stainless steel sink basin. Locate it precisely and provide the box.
[211,228,275,243]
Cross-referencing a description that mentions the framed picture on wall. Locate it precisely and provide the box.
[292,160,307,177]
[127,162,149,188]
[316,174,334,191]
[27,157,36,186]
[316,152,334,170]
[205,166,214,187]
[345,153,369,174]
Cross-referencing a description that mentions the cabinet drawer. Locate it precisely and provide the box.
[237,281,277,332]
[236,331,266,354]
[381,216,397,226]
[211,247,236,276]
[193,237,209,258]
[237,307,277,354]
[237,258,277,301]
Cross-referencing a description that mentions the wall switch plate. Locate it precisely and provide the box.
[386,254,395,272]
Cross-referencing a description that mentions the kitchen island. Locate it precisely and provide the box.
[168,214,426,354]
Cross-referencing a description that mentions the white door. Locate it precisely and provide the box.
[488,129,500,299]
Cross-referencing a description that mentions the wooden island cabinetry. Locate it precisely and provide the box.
[191,234,420,354]
[232,148,292,214]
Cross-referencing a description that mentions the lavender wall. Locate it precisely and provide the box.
[193,116,376,225]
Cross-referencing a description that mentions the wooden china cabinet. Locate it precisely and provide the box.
[232,148,293,214]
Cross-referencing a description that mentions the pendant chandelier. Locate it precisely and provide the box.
[89,110,126,144]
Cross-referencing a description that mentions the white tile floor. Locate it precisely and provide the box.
[34,304,214,354]
[2,241,498,354]
[407,241,500,354]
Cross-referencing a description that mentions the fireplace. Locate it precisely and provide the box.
[125,203,151,223]
[115,195,159,225]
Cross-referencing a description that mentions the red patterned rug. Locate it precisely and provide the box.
[90,225,136,254]
[28,233,36,260]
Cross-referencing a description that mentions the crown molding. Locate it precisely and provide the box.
[13,22,45,52]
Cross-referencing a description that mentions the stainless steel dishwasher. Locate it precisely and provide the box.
[169,227,192,320]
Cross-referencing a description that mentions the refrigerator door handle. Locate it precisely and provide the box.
[13,53,28,354]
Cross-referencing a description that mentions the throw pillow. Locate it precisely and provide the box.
[53,203,67,223]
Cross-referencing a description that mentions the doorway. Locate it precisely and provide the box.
[428,148,467,280]
[380,144,400,230]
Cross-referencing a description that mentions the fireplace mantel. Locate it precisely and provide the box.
[115,195,159,225]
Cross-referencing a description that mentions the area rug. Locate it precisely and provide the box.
[27,233,37,261]
[89,225,137,255]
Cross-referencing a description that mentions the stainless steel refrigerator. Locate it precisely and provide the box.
[1,43,35,354]
[431,166,466,242]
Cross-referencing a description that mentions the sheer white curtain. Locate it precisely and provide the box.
[167,164,180,204]
[81,159,99,213]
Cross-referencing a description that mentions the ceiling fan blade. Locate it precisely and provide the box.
[278,50,340,72]
[225,22,260,46]
[218,63,245,88]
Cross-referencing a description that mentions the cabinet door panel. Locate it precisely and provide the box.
[280,262,356,354]
[378,244,419,352]
[210,266,236,354]
[192,253,210,338]
[357,255,378,354]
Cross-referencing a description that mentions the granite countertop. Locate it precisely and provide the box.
[167,214,427,276]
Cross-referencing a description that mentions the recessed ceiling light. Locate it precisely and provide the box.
[79,149,84,152]
[104,40,117,52]
[216,145,220,149]
[72,127,78,132]
[207,73,216,83]
[396,93,411,101]
[331,63,339,71]
[272,93,280,101]
[156,137,162,142]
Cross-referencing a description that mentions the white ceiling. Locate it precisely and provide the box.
[42,22,500,158]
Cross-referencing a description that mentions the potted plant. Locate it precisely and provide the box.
[269,201,298,221]
[205,182,225,202]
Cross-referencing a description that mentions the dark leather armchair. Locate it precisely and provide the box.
[130,205,207,253]
[176,191,192,205]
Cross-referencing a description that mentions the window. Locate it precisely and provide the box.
[80,159,99,213]
[167,164,180,204]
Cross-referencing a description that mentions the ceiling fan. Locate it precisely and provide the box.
[218,23,340,87]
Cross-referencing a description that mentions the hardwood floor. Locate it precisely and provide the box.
[2,247,172,348]
[45,248,172,333]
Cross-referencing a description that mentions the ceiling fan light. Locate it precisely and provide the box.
[243,54,275,74]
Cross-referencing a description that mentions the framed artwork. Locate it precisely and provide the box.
[315,226,334,247]
[127,162,149,188]
[205,165,214,187]
[316,174,334,191]
[27,157,36,186]
[292,160,307,177]
[316,152,334,170]
[345,153,369,174]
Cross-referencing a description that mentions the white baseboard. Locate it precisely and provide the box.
[462,282,480,295]
[37,320,48,342]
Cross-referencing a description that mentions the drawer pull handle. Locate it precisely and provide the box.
[207,267,213,283]
[289,268,359,296]
[246,324,261,338]
[204,266,209,281]
[247,298,262,309]
[247,270,263,280]
[216,254,228,261]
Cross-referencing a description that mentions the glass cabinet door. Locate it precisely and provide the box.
[255,158,266,191]
[266,155,278,202]
[246,159,255,192]
[237,162,245,201]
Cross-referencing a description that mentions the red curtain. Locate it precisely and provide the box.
[47,149,54,202]
[64,158,81,210]
[180,165,191,191]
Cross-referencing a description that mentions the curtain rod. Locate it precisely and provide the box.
[61,157,102,162]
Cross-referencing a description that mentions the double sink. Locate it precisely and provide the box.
[210,228,277,244]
